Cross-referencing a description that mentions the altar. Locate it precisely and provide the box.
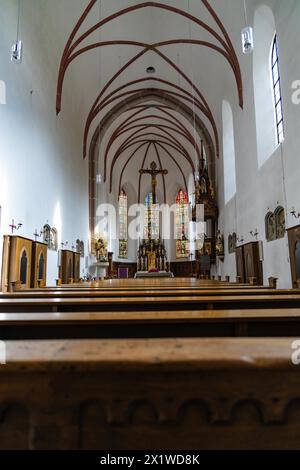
[135,271,174,279]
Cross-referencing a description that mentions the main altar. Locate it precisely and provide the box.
[137,239,168,273]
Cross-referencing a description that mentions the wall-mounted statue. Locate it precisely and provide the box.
[228,232,237,254]
[216,231,225,258]
[76,239,84,258]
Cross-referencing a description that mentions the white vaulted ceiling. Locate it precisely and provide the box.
[53,0,246,207]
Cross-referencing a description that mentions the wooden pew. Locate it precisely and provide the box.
[1,337,300,450]
[0,294,299,313]
[2,308,300,339]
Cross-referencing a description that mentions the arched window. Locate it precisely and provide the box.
[175,189,190,259]
[253,5,279,166]
[271,35,284,144]
[119,189,128,258]
[144,193,160,240]
[222,100,237,203]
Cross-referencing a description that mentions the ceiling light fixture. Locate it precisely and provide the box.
[242,0,254,54]
[146,66,156,74]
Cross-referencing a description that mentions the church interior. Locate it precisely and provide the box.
[1,0,300,453]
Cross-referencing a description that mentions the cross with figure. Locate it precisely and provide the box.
[139,161,168,204]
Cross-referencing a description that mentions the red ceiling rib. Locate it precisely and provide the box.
[108,123,198,191]
[118,142,151,197]
[112,115,201,158]
[110,132,195,193]
[111,115,201,157]
[89,91,216,175]
[56,1,243,114]
[119,141,188,197]
[82,51,219,159]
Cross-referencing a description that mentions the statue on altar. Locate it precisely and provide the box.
[137,239,167,272]
[91,236,108,262]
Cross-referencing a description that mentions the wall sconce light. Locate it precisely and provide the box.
[291,208,300,219]
[250,229,259,239]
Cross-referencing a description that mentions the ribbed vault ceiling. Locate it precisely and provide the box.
[55,0,244,204]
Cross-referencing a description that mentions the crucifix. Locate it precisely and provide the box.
[9,219,23,234]
[139,161,168,204]
[33,229,42,241]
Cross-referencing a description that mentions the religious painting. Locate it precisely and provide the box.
[91,235,108,262]
[118,189,128,258]
[175,190,190,259]
[275,206,286,239]
[43,224,58,251]
[265,212,276,242]
[265,207,285,242]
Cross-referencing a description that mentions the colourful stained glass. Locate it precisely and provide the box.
[143,193,160,240]
[175,190,190,258]
[119,189,128,258]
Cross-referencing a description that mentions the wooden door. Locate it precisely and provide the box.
[243,242,263,285]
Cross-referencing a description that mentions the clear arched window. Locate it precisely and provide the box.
[175,189,190,259]
[271,35,284,144]
[144,193,159,240]
[119,189,128,258]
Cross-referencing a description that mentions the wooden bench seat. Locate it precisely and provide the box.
[1,337,300,450]
[0,294,299,313]
[2,308,300,339]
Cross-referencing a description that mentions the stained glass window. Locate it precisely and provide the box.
[119,189,128,258]
[175,190,190,259]
[143,193,160,240]
[271,35,284,144]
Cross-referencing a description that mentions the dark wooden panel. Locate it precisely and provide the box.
[287,224,300,288]
[73,252,81,283]
[1,338,300,450]
[243,242,263,285]
[236,246,245,283]
[113,262,137,278]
